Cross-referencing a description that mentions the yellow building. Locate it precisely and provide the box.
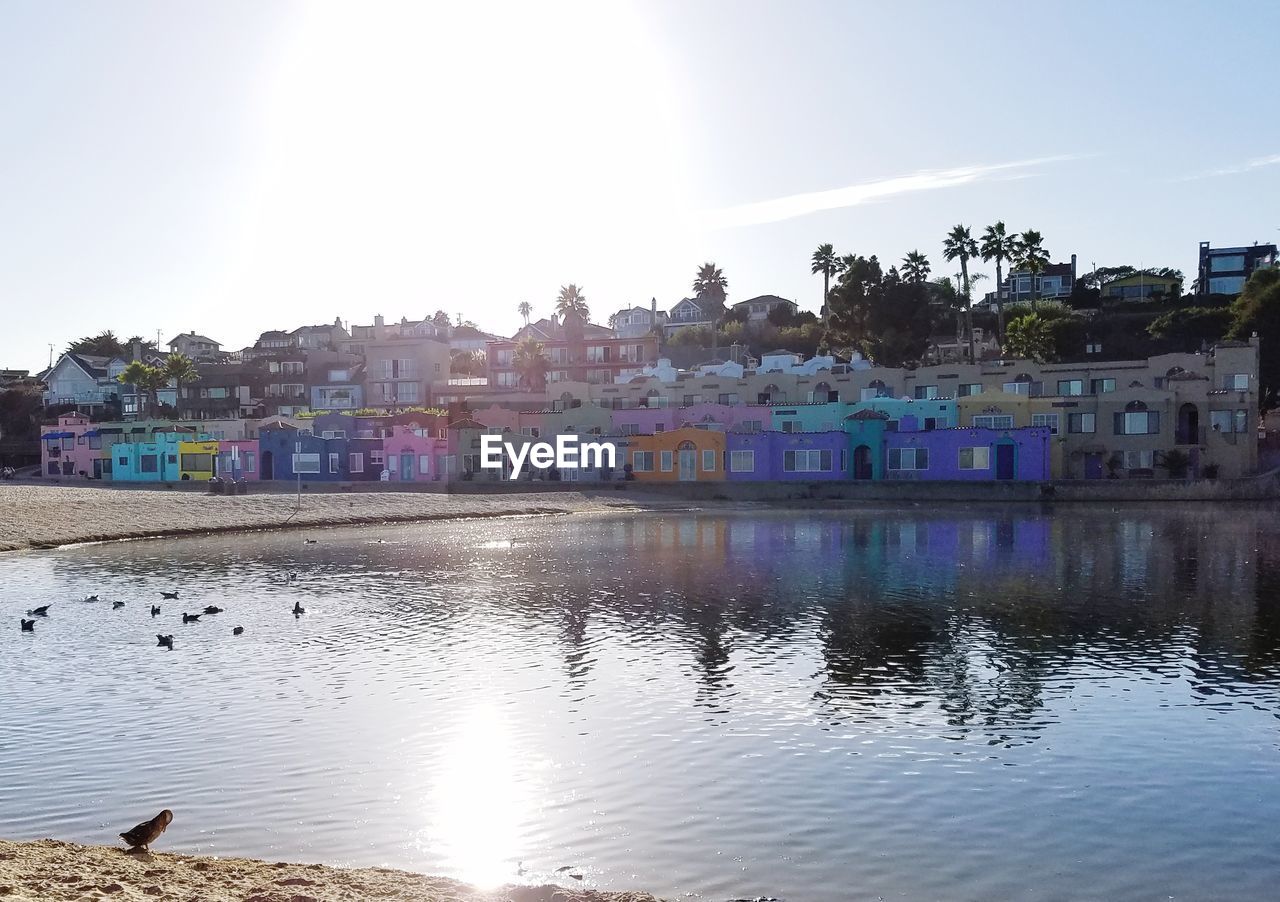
[627,426,725,482]
[178,439,220,481]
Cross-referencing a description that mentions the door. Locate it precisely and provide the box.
[399,453,414,481]
[678,449,697,481]
[1084,452,1103,479]
[995,443,1015,480]
[853,445,873,480]
[261,450,274,480]
[92,459,102,479]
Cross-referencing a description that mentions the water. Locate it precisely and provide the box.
[2,507,1280,901]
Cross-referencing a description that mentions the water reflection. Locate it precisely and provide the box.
[2,506,1280,900]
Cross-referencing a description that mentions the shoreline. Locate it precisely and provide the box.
[0,838,662,901]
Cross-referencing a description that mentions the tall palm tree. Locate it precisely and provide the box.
[555,285,589,322]
[512,338,550,392]
[1012,230,1051,312]
[162,352,200,416]
[980,221,1017,343]
[811,244,838,321]
[117,361,165,418]
[517,301,532,326]
[943,225,980,363]
[692,262,728,323]
[901,250,931,284]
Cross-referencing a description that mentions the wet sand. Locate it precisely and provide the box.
[0,839,662,901]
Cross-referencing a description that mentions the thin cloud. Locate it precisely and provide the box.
[697,155,1087,230]
[1177,153,1280,181]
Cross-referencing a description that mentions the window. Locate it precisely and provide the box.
[243,451,256,473]
[718,393,739,405]
[1114,410,1160,435]
[370,450,385,465]
[1040,276,1062,295]
[682,394,700,406]
[1125,450,1155,469]
[780,421,798,433]
[957,383,982,397]
[1068,413,1096,433]
[887,447,929,471]
[181,453,213,472]
[1223,373,1249,390]
[167,454,177,465]
[118,456,128,467]
[88,435,102,449]
[1086,342,1103,355]
[321,429,347,439]
[1090,378,1116,394]
[702,450,716,471]
[618,423,640,436]
[1031,413,1060,434]
[729,450,755,472]
[1209,276,1245,294]
[739,420,763,433]
[395,383,421,403]
[632,450,654,471]
[1003,381,1030,395]
[660,450,673,471]
[418,455,431,475]
[1057,380,1083,396]
[61,436,73,450]
[784,449,833,472]
[1209,254,1245,273]
[1210,409,1249,433]
[959,447,990,470]
[325,452,338,473]
[292,452,321,474]
[972,415,1015,429]
[282,361,304,375]
[914,385,939,400]
[140,454,158,473]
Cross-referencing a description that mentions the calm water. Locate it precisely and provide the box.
[2,507,1280,901]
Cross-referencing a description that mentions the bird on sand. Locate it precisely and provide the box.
[20,619,34,632]
[156,635,174,649]
[83,595,99,602]
[292,601,306,615]
[119,809,173,853]
[181,613,201,623]
[232,626,244,636]
[113,601,126,609]
[202,606,224,615]
[27,605,49,617]
[159,591,179,600]
[151,605,161,617]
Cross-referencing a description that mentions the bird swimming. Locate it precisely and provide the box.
[292,601,306,615]
[156,635,174,649]
[160,591,179,600]
[182,613,201,623]
[20,619,34,632]
[27,605,49,617]
[113,601,126,609]
[232,626,244,636]
[84,595,99,602]
[203,606,224,615]
[151,605,161,617]
[119,809,173,853]
[304,539,318,544]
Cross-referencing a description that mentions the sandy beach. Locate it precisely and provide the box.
[0,839,662,901]
[0,484,677,553]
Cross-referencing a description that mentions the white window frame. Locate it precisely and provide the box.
[729,450,755,472]
[959,446,990,470]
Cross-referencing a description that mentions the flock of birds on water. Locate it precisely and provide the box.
[17,573,307,648]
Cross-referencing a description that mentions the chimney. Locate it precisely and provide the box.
[1070,254,1077,278]
[374,314,386,341]
[132,339,142,361]
[651,296,657,321]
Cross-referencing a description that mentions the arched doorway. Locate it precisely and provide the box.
[261,449,274,480]
[1177,403,1199,445]
[812,381,835,403]
[758,383,783,404]
[677,440,697,481]
[853,445,873,480]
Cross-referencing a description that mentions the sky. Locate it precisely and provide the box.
[1,0,1278,372]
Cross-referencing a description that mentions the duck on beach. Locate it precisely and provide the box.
[160,591,179,600]
[26,605,49,617]
[182,613,201,623]
[119,809,173,853]
[113,601,125,609]
[232,626,244,635]
[20,619,34,632]
[156,635,174,649]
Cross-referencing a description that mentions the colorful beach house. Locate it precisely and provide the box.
[177,439,220,481]
[884,416,1051,481]
[381,424,448,482]
[40,413,100,479]
[843,409,892,480]
[111,432,194,482]
[725,431,848,481]
[216,440,260,480]
[626,427,725,482]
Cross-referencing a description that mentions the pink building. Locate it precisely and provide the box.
[216,440,261,480]
[40,413,104,479]
[382,424,450,482]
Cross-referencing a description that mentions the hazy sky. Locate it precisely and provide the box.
[2,0,1278,372]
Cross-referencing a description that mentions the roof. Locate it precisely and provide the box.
[168,332,220,346]
[846,409,890,421]
[762,349,801,357]
[1101,272,1181,287]
[447,417,487,430]
[63,353,115,379]
[732,294,795,308]
[507,318,614,342]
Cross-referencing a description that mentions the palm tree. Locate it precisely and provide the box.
[1012,230,1051,312]
[901,250,931,284]
[517,301,532,326]
[943,225,980,364]
[811,244,838,321]
[117,361,165,418]
[512,338,550,392]
[555,285,589,322]
[692,262,728,323]
[980,222,1017,343]
[162,352,200,416]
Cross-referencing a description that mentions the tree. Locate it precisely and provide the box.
[943,225,980,363]
[1012,230,1051,312]
[450,349,486,376]
[0,384,43,445]
[692,262,728,324]
[125,336,159,359]
[518,301,532,326]
[1227,266,1280,408]
[1003,312,1055,363]
[67,330,126,359]
[826,254,932,367]
[980,222,1017,343]
[811,244,838,321]
[117,361,166,418]
[431,310,452,328]
[555,284,589,322]
[1147,307,1234,350]
[512,338,550,392]
[901,250,931,285]
[162,353,199,412]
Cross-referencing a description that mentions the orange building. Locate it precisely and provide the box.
[626,426,725,482]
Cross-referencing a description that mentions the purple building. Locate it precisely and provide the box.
[885,416,1050,481]
[726,431,849,481]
